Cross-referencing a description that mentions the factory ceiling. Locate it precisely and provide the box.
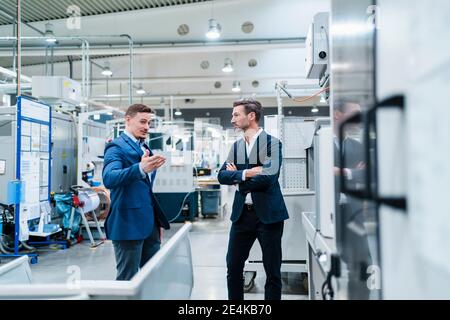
[0,0,211,25]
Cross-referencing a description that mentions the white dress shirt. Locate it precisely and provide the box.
[239,128,263,204]
[124,130,151,182]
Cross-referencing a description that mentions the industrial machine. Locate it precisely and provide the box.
[301,118,338,300]
[305,12,330,81]
[51,111,77,193]
[308,0,450,300]
[0,97,54,263]
[153,151,197,222]
[32,76,82,107]
[65,186,105,248]
[334,0,450,299]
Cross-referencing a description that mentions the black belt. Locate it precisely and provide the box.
[244,204,254,211]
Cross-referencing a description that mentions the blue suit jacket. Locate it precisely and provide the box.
[102,133,170,241]
[218,130,289,224]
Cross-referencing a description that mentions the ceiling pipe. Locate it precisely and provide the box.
[0,34,135,106]
[0,66,32,82]
[0,38,305,57]
[0,83,32,91]
[0,35,91,103]
[90,89,322,101]
[85,74,314,85]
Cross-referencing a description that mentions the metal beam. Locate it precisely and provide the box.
[0,7,45,35]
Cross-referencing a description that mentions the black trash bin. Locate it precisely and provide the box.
[200,190,220,217]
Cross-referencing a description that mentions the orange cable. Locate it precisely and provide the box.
[292,86,330,103]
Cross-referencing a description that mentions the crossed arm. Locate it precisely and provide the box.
[217,140,282,193]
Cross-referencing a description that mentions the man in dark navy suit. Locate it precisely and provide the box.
[103,104,170,280]
[218,98,288,300]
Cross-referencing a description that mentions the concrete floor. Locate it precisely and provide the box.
[21,212,307,300]
[189,216,308,300]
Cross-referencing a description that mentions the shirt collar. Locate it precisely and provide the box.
[124,130,141,145]
[245,128,263,145]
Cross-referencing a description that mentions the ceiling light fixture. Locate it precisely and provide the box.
[222,58,234,73]
[311,106,319,113]
[232,81,241,93]
[136,86,146,95]
[101,61,113,77]
[174,108,182,116]
[206,18,221,39]
[206,0,221,40]
[44,23,57,43]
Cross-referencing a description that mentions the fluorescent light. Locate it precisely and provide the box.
[311,107,319,113]
[222,58,234,73]
[232,81,241,93]
[206,18,221,39]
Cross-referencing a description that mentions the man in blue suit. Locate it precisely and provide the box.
[103,104,170,281]
[218,99,289,300]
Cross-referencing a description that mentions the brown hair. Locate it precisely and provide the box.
[125,104,153,117]
[233,98,263,122]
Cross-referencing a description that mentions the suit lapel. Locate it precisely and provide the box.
[235,138,247,167]
[248,130,266,166]
[120,133,153,186]
[121,132,143,157]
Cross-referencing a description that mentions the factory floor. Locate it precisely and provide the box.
[26,213,307,300]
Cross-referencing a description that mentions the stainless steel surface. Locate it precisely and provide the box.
[331,0,375,102]
[330,0,379,300]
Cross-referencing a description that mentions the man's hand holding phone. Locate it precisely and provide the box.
[141,150,166,173]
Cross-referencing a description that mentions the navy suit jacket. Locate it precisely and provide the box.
[102,133,170,241]
[218,130,288,224]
